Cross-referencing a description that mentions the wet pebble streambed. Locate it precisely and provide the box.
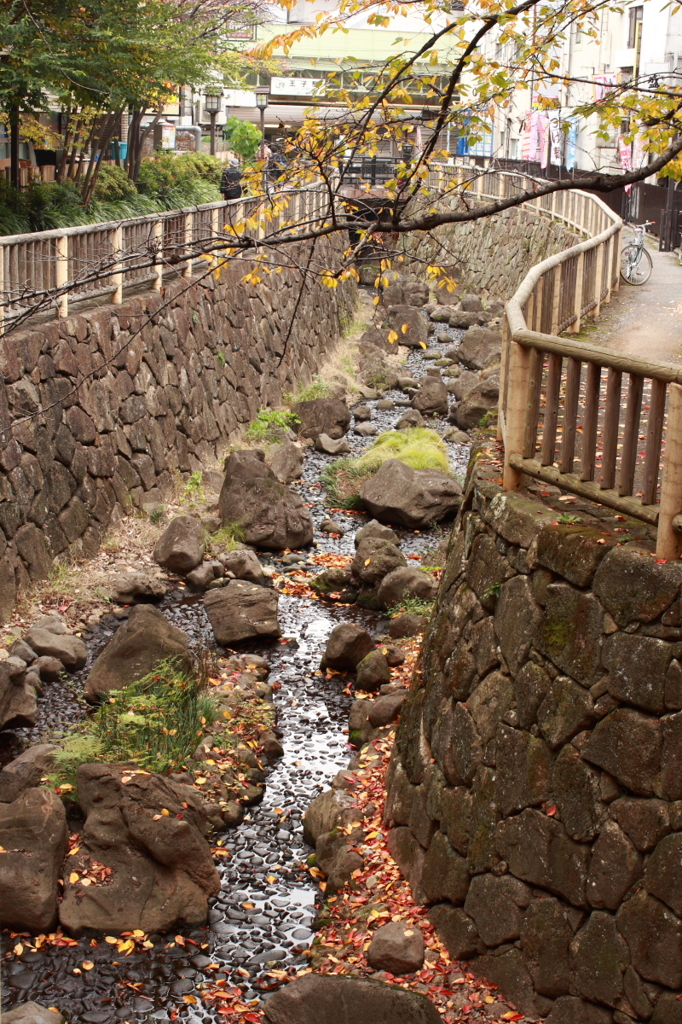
[1,315,473,1022]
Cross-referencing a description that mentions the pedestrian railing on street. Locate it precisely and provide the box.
[457,167,682,559]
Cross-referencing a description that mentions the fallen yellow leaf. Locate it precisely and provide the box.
[82,961,94,970]
[69,872,79,884]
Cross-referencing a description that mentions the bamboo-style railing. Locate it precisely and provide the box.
[483,178,682,559]
[0,187,327,330]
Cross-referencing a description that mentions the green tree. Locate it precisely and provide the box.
[224,117,263,161]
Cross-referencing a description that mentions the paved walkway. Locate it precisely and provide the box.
[578,229,682,363]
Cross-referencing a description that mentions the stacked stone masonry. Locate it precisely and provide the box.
[0,239,353,624]
[386,459,682,1023]
[406,202,580,300]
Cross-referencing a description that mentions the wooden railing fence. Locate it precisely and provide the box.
[472,174,682,559]
[0,188,325,330]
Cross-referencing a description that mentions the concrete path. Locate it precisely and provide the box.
[577,228,682,364]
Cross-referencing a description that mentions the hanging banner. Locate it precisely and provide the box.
[548,114,563,165]
[565,120,577,170]
[619,135,633,193]
[594,73,618,103]
[539,113,549,169]
[522,111,540,161]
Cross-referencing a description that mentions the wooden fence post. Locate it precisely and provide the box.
[569,251,585,332]
[657,383,682,559]
[111,226,123,305]
[55,233,69,318]
[0,242,4,334]
[594,242,605,318]
[152,219,163,292]
[498,314,511,442]
[503,339,532,492]
[183,212,193,279]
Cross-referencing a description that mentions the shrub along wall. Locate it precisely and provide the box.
[386,456,682,1024]
[0,237,354,624]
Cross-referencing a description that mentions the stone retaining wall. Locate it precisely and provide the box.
[386,457,682,1023]
[406,202,580,300]
[0,238,354,624]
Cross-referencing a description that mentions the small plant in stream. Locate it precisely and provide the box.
[557,512,582,524]
[320,458,373,509]
[48,658,218,794]
[211,520,245,552]
[245,409,300,444]
[355,428,450,474]
[387,596,435,617]
[284,375,335,404]
[183,470,205,505]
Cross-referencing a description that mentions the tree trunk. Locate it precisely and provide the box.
[9,101,20,190]
[81,114,117,206]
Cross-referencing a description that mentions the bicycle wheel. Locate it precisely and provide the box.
[621,244,653,285]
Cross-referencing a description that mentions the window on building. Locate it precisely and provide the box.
[628,6,643,49]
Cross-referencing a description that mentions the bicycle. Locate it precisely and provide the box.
[620,221,654,285]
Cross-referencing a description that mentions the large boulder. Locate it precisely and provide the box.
[263,973,441,1024]
[452,370,480,402]
[321,623,375,671]
[109,572,168,605]
[292,398,351,441]
[0,744,57,803]
[204,581,280,645]
[0,788,67,931]
[84,604,192,701]
[303,788,355,846]
[360,459,462,528]
[152,515,205,573]
[2,1004,64,1024]
[220,548,267,586]
[0,659,38,730]
[412,380,449,417]
[355,650,392,692]
[355,520,400,547]
[218,451,313,551]
[367,921,425,974]
[453,373,500,430]
[351,537,407,586]
[23,623,87,671]
[270,441,304,484]
[381,274,429,308]
[377,567,438,609]
[456,327,502,370]
[385,306,429,348]
[59,764,220,935]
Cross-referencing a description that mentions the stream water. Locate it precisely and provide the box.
[1,318,472,1022]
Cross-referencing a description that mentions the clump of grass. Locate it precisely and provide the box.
[355,428,450,474]
[48,658,218,793]
[245,408,299,445]
[320,458,373,509]
[285,375,335,404]
[211,521,245,552]
[387,597,435,617]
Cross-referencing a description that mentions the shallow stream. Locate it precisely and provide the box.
[1,319,472,1022]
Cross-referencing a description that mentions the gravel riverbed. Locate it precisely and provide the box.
[1,323,473,1023]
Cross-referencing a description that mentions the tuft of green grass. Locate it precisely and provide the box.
[211,521,245,552]
[285,375,335,404]
[355,428,450,474]
[387,596,435,617]
[320,458,373,509]
[245,409,300,445]
[48,658,218,794]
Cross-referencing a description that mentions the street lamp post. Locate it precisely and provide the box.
[204,90,223,157]
[254,87,270,193]
[254,87,269,158]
